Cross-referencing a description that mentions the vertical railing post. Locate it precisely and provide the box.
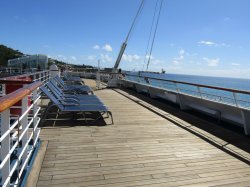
[219,96,222,102]
[32,74,36,82]
[145,77,150,85]
[0,83,6,96]
[233,92,239,107]
[0,109,10,187]
[20,96,28,169]
[175,82,180,93]
[44,71,47,82]
[39,72,42,82]
[32,89,38,145]
[41,71,43,82]
[197,86,202,98]
[48,70,51,81]
[43,71,46,82]
[159,80,164,88]
[147,78,151,86]
[38,72,42,82]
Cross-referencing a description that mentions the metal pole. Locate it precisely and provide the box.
[0,109,10,187]
[197,86,202,98]
[233,92,239,107]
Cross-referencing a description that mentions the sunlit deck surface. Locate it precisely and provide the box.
[37,79,250,187]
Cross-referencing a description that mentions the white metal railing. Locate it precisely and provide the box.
[0,82,42,186]
[125,74,250,110]
[31,71,50,83]
[0,70,50,97]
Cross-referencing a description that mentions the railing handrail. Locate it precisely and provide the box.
[125,74,250,95]
[0,81,42,112]
[0,70,49,81]
[0,79,33,84]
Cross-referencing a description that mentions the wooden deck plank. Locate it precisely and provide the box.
[36,79,250,187]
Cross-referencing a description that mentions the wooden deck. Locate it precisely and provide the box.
[36,80,250,187]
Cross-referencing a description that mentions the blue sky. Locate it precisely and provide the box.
[1,0,250,78]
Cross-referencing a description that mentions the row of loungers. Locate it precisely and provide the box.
[40,75,113,124]
[63,71,84,84]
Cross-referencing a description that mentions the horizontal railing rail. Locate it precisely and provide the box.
[0,82,42,113]
[0,70,50,97]
[125,74,250,95]
[0,70,50,81]
[0,79,33,85]
[124,74,250,109]
[0,81,42,187]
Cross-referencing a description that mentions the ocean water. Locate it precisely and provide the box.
[125,72,250,108]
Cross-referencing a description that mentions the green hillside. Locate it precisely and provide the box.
[0,44,23,67]
[0,44,68,68]
[0,44,95,70]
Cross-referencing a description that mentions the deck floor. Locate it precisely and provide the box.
[37,80,250,187]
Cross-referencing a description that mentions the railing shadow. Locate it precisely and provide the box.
[119,87,250,165]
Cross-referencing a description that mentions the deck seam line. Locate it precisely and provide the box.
[113,88,250,165]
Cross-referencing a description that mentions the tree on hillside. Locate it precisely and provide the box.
[0,45,23,67]
[0,44,79,69]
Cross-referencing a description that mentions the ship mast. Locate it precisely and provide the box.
[112,0,145,72]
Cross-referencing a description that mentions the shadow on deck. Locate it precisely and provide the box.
[33,80,250,187]
[116,87,250,163]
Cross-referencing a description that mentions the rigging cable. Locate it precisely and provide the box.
[146,0,164,71]
[113,0,145,71]
[142,0,160,71]
[125,0,145,43]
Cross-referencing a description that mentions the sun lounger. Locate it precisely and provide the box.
[40,86,113,124]
[51,78,93,94]
[54,76,92,92]
[47,81,97,101]
[46,82,104,105]
[63,72,84,84]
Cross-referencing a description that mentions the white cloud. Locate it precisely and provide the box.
[151,59,164,65]
[71,56,77,61]
[231,63,240,66]
[57,54,64,58]
[101,54,112,62]
[102,44,112,52]
[198,41,216,46]
[172,49,185,65]
[57,54,67,61]
[173,60,181,65]
[198,41,230,47]
[145,55,154,60]
[179,49,185,56]
[87,55,96,61]
[93,45,100,50]
[186,52,198,57]
[122,54,141,62]
[203,57,219,67]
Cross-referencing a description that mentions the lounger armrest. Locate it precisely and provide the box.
[62,95,80,100]
[57,98,80,105]
[61,100,80,106]
[62,88,81,93]
[61,98,80,104]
